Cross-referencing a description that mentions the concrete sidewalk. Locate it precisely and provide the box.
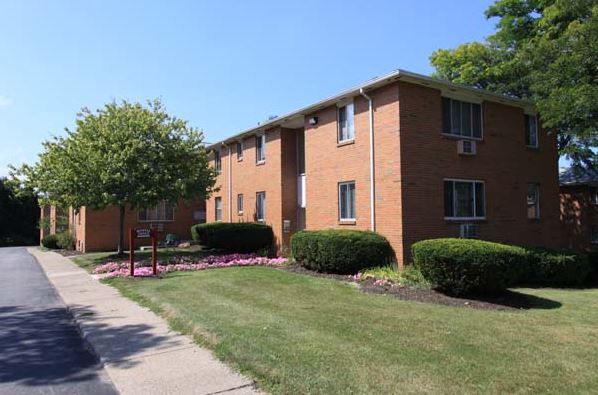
[28,248,260,395]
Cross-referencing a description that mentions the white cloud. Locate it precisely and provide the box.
[0,96,12,108]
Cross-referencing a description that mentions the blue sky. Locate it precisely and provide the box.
[0,0,505,176]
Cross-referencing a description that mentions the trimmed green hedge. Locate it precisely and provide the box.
[41,234,59,249]
[412,238,527,295]
[191,222,273,253]
[56,232,75,250]
[522,249,591,287]
[291,230,394,274]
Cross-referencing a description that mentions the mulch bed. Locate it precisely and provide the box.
[280,264,549,311]
[56,249,84,257]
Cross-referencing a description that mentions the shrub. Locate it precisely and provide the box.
[291,230,394,274]
[41,234,59,249]
[522,249,591,287]
[55,231,75,250]
[359,265,431,289]
[191,222,274,253]
[412,238,527,295]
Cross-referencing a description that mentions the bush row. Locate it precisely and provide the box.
[191,222,273,253]
[412,238,594,295]
[41,231,75,250]
[291,230,394,274]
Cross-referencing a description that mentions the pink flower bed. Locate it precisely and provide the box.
[93,253,287,279]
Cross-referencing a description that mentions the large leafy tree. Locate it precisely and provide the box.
[11,99,217,254]
[430,0,597,166]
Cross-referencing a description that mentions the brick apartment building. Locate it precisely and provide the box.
[560,167,598,252]
[206,69,563,265]
[41,199,206,252]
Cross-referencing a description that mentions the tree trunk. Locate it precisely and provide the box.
[117,204,125,256]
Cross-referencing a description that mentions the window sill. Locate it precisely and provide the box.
[337,139,355,147]
[525,145,539,149]
[138,220,175,223]
[237,157,243,162]
[237,211,244,216]
[256,160,266,166]
[441,133,483,142]
[339,219,356,225]
[444,217,486,222]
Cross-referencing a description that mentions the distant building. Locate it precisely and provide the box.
[560,167,598,251]
[40,199,206,252]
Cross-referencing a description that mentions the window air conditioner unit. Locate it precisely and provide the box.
[458,139,477,155]
[459,223,478,239]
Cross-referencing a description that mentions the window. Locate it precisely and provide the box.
[589,187,598,205]
[591,226,598,244]
[338,181,356,221]
[215,197,222,221]
[138,201,175,222]
[256,192,266,221]
[337,101,355,142]
[256,134,265,163]
[527,183,540,219]
[236,140,243,160]
[525,114,538,147]
[237,193,244,214]
[214,149,222,173]
[444,179,485,219]
[442,97,482,139]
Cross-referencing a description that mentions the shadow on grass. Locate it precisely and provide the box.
[463,290,562,310]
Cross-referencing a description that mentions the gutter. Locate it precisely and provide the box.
[360,88,375,232]
[221,142,232,221]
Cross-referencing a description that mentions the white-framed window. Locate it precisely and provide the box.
[215,197,222,221]
[441,97,483,139]
[236,140,243,160]
[527,183,540,219]
[237,193,244,215]
[338,181,356,221]
[444,179,486,220]
[337,101,355,143]
[589,187,598,205]
[256,134,266,163]
[138,201,175,222]
[525,114,538,148]
[214,149,222,173]
[256,192,266,221]
[591,226,598,244]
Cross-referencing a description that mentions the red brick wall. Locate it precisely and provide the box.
[78,199,204,252]
[206,80,562,264]
[398,81,563,264]
[303,83,404,260]
[206,128,298,253]
[560,185,598,251]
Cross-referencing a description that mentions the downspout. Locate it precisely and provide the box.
[360,88,375,232]
[221,142,233,222]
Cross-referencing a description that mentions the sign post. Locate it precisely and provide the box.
[129,228,135,277]
[129,227,159,277]
[151,229,157,275]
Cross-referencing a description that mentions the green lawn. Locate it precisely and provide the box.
[71,247,206,272]
[104,266,598,394]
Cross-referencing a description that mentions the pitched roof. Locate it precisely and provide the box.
[560,166,598,186]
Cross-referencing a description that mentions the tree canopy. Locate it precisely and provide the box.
[11,99,217,253]
[430,0,597,166]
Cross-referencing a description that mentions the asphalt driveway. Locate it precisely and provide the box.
[0,247,117,395]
